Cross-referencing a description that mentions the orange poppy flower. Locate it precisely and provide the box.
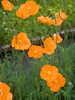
[53,16,63,26]
[53,34,63,43]
[16,0,40,19]
[1,0,14,11]
[28,45,43,58]
[47,72,66,92]
[40,65,58,81]
[37,16,48,24]
[11,32,31,50]
[55,9,67,20]
[0,82,13,100]
[43,37,57,55]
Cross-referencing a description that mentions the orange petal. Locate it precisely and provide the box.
[11,35,16,47]
[37,16,48,24]
[53,17,63,26]
[32,5,40,16]
[15,44,19,50]
[50,85,60,92]
[43,48,54,55]
[0,82,10,93]
[6,92,13,100]
[16,4,30,19]
[53,34,63,43]
[55,9,67,20]
[59,9,68,20]
[47,18,55,25]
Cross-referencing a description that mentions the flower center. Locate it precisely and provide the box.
[48,71,51,74]
[34,50,37,53]
[55,80,57,83]
[6,4,8,7]
[46,17,48,20]
[28,7,31,11]
[19,40,22,43]
[46,43,49,46]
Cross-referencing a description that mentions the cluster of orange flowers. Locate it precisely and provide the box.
[37,9,67,26]
[0,82,12,100]
[1,0,40,19]
[29,33,62,58]
[1,0,67,26]
[40,65,66,92]
[11,33,63,58]
[43,37,57,55]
